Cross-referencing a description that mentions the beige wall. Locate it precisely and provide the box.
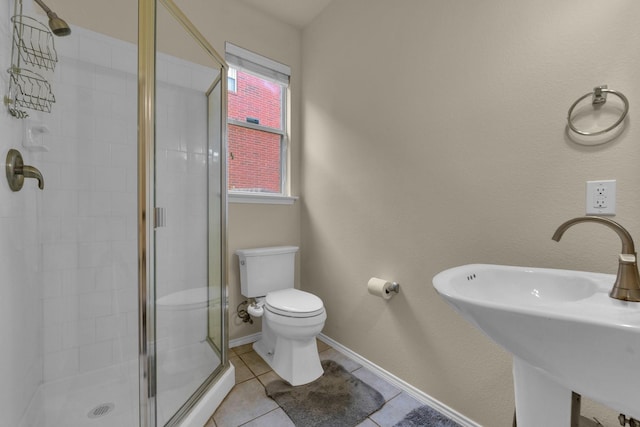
[301,0,640,425]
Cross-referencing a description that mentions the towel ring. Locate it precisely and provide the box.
[567,87,629,136]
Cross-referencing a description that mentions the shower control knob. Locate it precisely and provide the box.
[6,149,44,191]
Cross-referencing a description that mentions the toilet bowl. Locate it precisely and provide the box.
[236,246,326,386]
[252,288,326,386]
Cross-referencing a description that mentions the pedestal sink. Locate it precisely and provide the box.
[433,264,640,427]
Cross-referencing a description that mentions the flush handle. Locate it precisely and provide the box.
[6,149,44,191]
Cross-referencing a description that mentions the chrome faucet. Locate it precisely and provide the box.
[552,216,640,302]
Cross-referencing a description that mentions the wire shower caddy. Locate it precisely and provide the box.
[4,0,58,118]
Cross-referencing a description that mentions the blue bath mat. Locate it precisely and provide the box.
[393,405,462,427]
[265,359,385,427]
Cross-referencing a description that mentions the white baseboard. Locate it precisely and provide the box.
[317,333,481,427]
[231,332,480,426]
[229,332,261,348]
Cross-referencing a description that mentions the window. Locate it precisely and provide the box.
[227,68,237,93]
[225,43,291,199]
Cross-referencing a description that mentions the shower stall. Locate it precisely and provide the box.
[0,0,232,426]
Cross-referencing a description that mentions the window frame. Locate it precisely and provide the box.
[225,43,296,204]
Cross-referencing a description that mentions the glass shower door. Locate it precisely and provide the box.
[150,1,227,425]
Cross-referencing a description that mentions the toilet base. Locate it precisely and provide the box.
[253,335,324,386]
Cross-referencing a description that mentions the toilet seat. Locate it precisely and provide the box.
[265,288,324,318]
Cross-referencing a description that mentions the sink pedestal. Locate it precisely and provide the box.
[513,357,575,427]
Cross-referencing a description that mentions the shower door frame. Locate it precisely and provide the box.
[138,1,229,425]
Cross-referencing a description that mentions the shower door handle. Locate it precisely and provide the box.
[154,207,166,228]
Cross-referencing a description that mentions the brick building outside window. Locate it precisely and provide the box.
[225,43,290,195]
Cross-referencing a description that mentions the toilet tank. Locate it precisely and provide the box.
[236,246,298,297]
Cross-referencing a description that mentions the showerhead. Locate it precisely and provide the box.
[46,12,71,36]
[33,0,71,37]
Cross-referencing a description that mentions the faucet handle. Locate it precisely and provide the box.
[5,149,44,191]
[619,254,636,263]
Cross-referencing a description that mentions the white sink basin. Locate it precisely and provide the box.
[433,264,640,425]
[445,267,599,304]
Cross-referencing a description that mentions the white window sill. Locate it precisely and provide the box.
[228,193,298,205]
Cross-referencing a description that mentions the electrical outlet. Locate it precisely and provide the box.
[586,180,616,216]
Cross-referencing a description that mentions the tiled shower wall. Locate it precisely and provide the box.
[37,23,215,383]
[0,2,42,425]
[36,28,139,382]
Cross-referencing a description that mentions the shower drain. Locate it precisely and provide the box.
[87,402,115,419]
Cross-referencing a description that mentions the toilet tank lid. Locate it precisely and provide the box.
[235,246,299,257]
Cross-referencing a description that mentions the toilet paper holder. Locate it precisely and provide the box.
[387,282,400,294]
[368,277,401,300]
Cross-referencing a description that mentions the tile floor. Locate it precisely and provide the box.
[205,340,455,427]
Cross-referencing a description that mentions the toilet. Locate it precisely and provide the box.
[236,246,326,386]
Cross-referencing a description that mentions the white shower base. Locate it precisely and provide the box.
[20,341,229,427]
[21,361,138,427]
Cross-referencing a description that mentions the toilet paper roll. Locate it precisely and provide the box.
[367,277,397,300]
